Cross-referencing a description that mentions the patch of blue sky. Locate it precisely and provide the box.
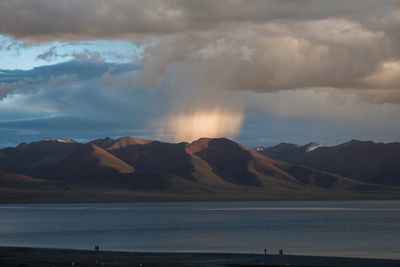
[0,35,151,70]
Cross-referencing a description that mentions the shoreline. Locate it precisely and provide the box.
[0,198,399,207]
[1,194,400,205]
[0,247,399,267]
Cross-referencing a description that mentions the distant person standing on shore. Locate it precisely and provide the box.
[264,248,267,255]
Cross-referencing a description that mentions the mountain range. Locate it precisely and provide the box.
[0,137,399,203]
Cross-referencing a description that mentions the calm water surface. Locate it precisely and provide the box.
[0,201,399,259]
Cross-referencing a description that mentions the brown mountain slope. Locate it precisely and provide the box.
[44,144,134,181]
[107,137,289,189]
[109,141,195,179]
[187,138,285,186]
[187,138,383,192]
[0,139,81,176]
[187,138,260,185]
[260,140,400,186]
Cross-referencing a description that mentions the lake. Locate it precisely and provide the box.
[0,201,399,259]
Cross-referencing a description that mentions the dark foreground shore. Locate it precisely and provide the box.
[0,247,399,267]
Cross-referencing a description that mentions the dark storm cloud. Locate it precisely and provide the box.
[0,59,168,146]
[1,0,400,95]
[0,60,139,98]
[0,60,138,82]
[0,0,398,40]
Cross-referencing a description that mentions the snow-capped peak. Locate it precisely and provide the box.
[44,138,76,144]
[303,142,322,152]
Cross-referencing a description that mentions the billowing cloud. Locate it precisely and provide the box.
[0,1,399,40]
[137,30,390,92]
[133,10,400,93]
[360,61,400,89]
[2,1,400,95]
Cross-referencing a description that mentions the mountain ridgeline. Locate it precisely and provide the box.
[0,137,399,203]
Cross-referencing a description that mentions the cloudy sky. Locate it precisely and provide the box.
[1,0,400,147]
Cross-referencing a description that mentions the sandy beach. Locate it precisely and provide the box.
[0,247,399,267]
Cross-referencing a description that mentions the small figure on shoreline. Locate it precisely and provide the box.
[279,249,283,255]
[264,248,267,255]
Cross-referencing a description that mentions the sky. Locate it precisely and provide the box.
[0,0,400,148]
